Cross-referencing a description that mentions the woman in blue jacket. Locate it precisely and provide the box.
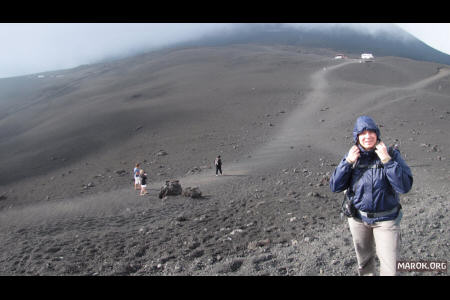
[330,116,413,275]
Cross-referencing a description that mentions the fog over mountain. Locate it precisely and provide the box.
[173,23,450,65]
[1,23,450,79]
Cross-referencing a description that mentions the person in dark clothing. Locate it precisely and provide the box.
[139,169,148,196]
[215,155,222,176]
[330,116,413,276]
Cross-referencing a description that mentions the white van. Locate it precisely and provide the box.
[361,53,374,59]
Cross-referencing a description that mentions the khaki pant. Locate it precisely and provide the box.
[347,210,402,276]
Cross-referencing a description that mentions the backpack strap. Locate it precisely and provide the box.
[346,159,375,198]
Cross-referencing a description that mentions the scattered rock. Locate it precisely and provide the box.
[191,250,204,258]
[229,229,244,235]
[247,238,271,250]
[176,214,188,222]
[343,258,356,268]
[229,259,244,272]
[159,180,183,199]
[174,264,183,273]
[115,170,127,176]
[194,214,208,222]
[186,167,202,175]
[258,239,271,247]
[252,254,273,264]
[156,150,168,156]
[308,192,322,198]
[183,186,202,198]
[319,175,330,186]
[159,256,175,265]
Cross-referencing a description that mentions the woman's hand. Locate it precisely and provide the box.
[346,145,360,164]
[375,141,391,164]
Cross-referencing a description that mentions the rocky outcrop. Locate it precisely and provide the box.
[158,180,183,199]
[183,187,202,199]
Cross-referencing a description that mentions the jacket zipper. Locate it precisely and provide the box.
[372,168,375,211]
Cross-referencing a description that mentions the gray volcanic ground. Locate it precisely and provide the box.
[0,44,448,275]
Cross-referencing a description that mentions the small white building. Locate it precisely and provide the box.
[361,53,374,59]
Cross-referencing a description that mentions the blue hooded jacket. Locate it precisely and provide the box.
[329,116,413,224]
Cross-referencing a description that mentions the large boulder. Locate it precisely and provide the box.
[159,180,183,199]
[183,186,202,199]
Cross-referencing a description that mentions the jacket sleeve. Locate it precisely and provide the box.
[329,156,353,193]
[383,150,413,194]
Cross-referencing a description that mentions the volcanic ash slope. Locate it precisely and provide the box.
[0,45,449,276]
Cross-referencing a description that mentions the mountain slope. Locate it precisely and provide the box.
[174,23,450,65]
[0,45,448,276]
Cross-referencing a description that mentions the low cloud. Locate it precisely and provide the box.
[0,23,414,79]
[0,23,236,78]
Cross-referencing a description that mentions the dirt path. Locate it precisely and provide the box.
[1,59,448,276]
[3,61,447,229]
[137,60,358,190]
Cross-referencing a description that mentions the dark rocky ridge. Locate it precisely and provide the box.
[174,24,450,66]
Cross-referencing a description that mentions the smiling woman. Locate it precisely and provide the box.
[330,115,413,276]
[357,130,377,151]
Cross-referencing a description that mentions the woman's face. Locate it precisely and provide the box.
[358,130,378,150]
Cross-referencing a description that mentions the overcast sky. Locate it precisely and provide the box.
[0,23,449,79]
[396,23,450,54]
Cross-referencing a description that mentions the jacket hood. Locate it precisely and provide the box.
[352,116,380,144]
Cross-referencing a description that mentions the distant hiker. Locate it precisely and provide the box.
[139,169,148,196]
[215,155,222,176]
[133,163,141,190]
[329,115,413,276]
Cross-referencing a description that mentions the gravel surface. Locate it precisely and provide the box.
[0,45,448,276]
